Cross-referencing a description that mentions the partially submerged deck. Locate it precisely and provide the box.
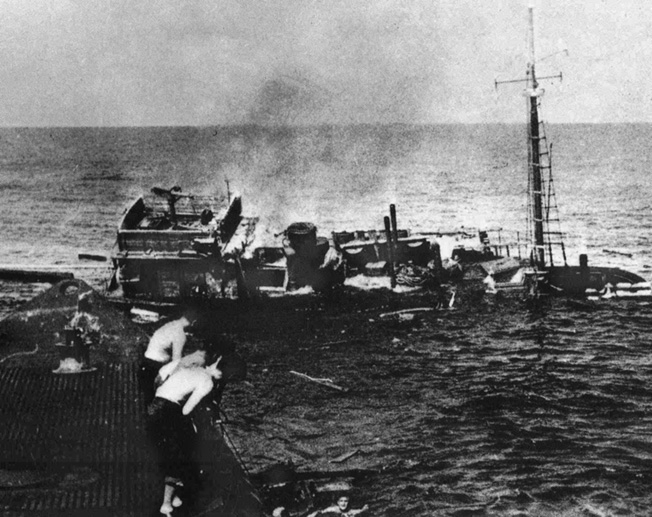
[0,279,262,517]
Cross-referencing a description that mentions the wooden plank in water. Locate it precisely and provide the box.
[0,268,74,283]
[78,252,108,262]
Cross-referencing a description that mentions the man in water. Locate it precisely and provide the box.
[139,313,195,403]
[308,494,369,516]
[147,358,223,517]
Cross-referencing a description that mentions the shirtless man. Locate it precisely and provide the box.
[147,359,222,517]
[155,350,207,387]
[139,315,194,403]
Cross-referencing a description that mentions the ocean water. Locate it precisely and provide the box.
[1,124,651,275]
[1,124,652,515]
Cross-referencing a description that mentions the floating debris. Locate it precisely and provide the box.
[378,307,434,319]
[289,370,348,392]
[330,450,360,464]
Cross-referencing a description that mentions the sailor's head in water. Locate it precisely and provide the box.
[336,496,350,512]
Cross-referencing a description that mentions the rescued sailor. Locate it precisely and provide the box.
[139,314,195,403]
[147,358,223,517]
[307,494,369,516]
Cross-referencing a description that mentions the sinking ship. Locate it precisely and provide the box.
[487,7,652,299]
[110,186,258,302]
[109,187,459,304]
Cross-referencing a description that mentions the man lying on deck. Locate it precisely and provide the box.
[146,357,222,517]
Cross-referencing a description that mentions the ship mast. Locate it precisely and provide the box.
[495,7,563,270]
[526,7,545,268]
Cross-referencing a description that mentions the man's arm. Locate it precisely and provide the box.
[156,360,180,386]
[182,377,212,415]
[170,329,187,361]
[349,505,369,515]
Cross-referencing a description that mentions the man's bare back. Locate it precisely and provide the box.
[145,316,191,363]
[155,362,221,415]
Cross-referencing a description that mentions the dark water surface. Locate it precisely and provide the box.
[0,125,651,515]
[218,292,652,516]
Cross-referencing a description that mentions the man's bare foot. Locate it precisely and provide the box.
[159,502,173,516]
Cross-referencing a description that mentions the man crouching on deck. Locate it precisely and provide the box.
[146,357,222,516]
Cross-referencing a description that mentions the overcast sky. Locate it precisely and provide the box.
[0,0,649,126]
